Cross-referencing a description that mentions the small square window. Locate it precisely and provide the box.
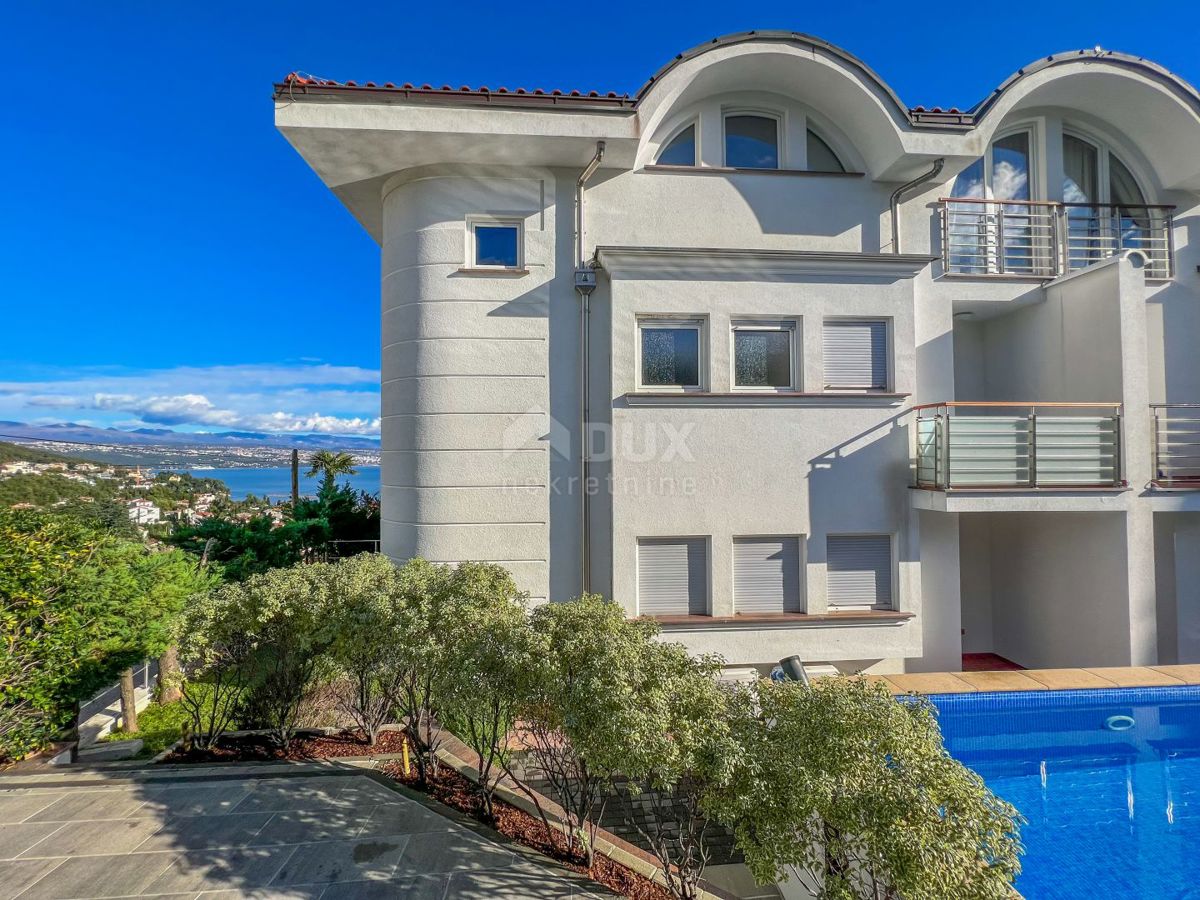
[469,219,522,269]
[733,321,796,390]
[638,319,703,390]
[823,319,889,392]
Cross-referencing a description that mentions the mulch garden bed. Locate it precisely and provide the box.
[159,728,673,899]
[160,728,409,764]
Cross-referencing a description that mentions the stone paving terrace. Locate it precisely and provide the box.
[864,663,1200,694]
[0,765,614,899]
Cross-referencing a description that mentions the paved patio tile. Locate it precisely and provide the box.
[270,837,409,885]
[1084,666,1185,687]
[0,773,595,900]
[144,845,298,894]
[18,817,164,858]
[132,812,276,853]
[392,830,515,878]
[232,784,356,816]
[0,795,64,825]
[0,859,64,900]
[1152,664,1200,684]
[444,867,577,899]
[24,789,148,823]
[320,874,450,899]
[1024,668,1118,690]
[333,780,402,805]
[884,673,975,694]
[15,850,176,900]
[955,671,1045,692]
[354,801,456,838]
[250,808,375,846]
[142,785,254,817]
[0,823,64,861]
[196,887,327,900]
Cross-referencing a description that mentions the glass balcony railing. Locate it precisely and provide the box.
[940,199,1174,280]
[915,402,1124,490]
[1152,404,1200,488]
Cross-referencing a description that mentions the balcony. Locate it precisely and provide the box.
[1152,404,1200,488]
[915,402,1124,490]
[940,198,1174,280]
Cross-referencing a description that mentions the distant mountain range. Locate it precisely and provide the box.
[0,421,380,450]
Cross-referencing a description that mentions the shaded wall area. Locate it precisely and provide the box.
[960,511,1132,668]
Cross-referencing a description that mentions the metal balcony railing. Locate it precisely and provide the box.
[1152,404,1200,488]
[914,402,1124,490]
[940,198,1175,280]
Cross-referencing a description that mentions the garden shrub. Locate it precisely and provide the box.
[512,594,664,865]
[437,562,534,820]
[176,563,341,746]
[0,510,209,761]
[325,554,406,743]
[707,676,1023,900]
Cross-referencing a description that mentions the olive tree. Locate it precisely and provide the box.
[174,587,256,749]
[386,557,456,785]
[176,563,339,747]
[509,594,664,865]
[438,562,533,822]
[707,676,1023,900]
[606,642,746,900]
[325,554,406,745]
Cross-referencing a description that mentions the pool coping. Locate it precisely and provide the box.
[851,664,1200,695]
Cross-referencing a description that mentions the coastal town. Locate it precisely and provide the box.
[0,446,285,534]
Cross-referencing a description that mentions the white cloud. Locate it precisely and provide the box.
[0,363,381,436]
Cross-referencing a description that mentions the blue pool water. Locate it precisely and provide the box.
[932,687,1200,900]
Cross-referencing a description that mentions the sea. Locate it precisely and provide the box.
[184,466,381,501]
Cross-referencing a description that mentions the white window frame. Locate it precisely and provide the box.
[722,108,783,170]
[466,215,524,270]
[730,319,799,392]
[636,317,706,392]
[825,532,895,611]
[655,118,699,167]
[822,317,892,393]
[1061,126,1152,207]
[951,124,1038,201]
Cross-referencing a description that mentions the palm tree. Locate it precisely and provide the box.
[305,451,358,491]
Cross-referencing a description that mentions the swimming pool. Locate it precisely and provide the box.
[932,686,1200,900]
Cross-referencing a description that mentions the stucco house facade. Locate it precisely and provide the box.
[276,32,1200,676]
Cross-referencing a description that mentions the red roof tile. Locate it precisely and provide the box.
[276,72,635,107]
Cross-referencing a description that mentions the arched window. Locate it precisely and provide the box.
[951,130,1032,201]
[1062,133,1147,207]
[1062,131,1153,268]
[806,128,845,173]
[656,123,696,166]
[724,113,779,169]
[948,130,1037,274]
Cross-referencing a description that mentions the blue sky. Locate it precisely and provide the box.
[3,1,1198,436]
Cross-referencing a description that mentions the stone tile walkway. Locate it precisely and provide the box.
[0,767,611,899]
[863,663,1200,695]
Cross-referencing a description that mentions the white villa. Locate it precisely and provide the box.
[277,32,1200,677]
[126,498,161,526]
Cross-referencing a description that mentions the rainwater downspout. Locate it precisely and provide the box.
[889,158,944,254]
[575,141,605,594]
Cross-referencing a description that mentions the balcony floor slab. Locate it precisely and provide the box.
[910,486,1131,513]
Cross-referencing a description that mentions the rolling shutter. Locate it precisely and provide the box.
[734,537,802,613]
[823,320,888,390]
[637,538,708,616]
[826,535,892,609]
